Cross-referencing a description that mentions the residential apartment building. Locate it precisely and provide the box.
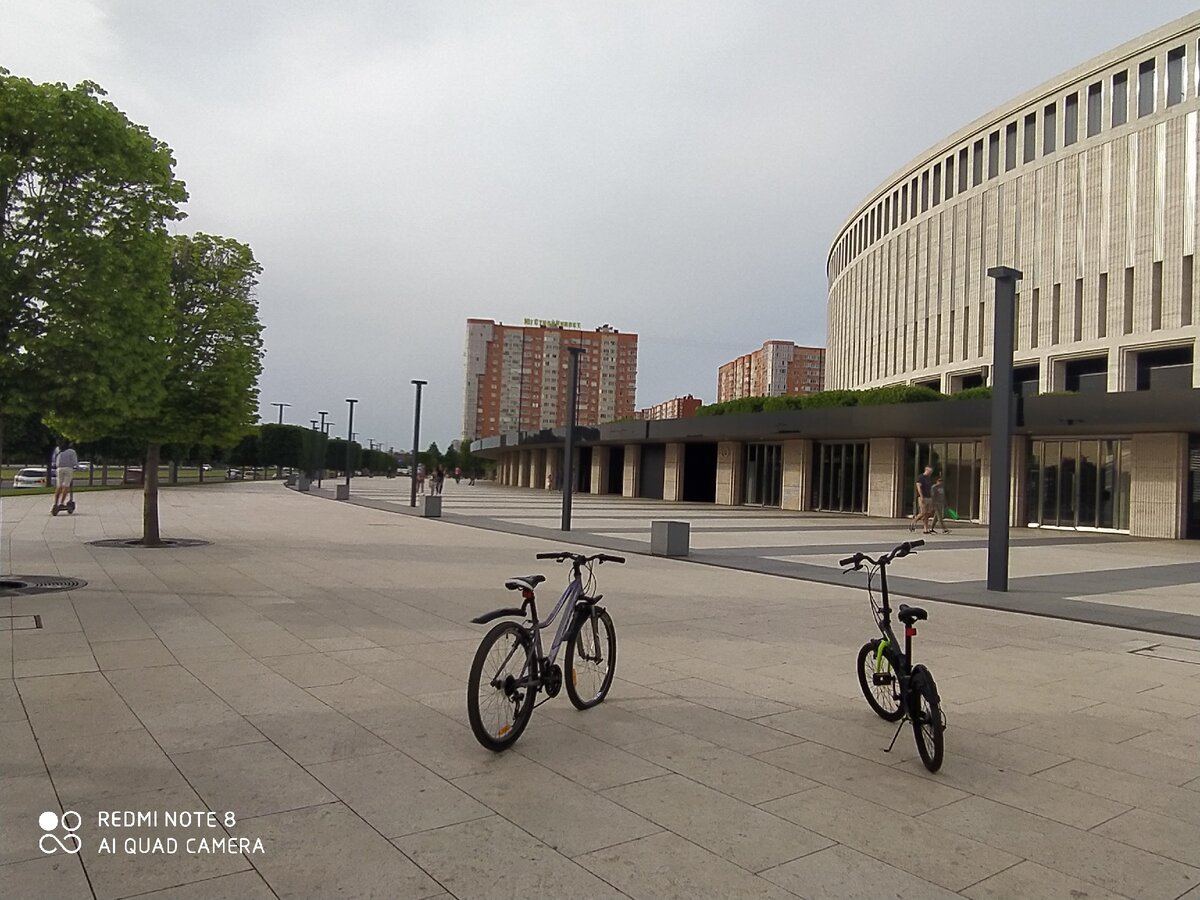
[716,342,826,402]
[636,394,703,420]
[463,319,638,441]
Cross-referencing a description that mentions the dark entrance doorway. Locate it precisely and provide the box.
[639,445,665,500]
[682,443,718,502]
[1189,436,1200,538]
[578,447,592,493]
[607,446,625,495]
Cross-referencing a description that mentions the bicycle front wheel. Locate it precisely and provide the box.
[467,622,536,751]
[564,608,616,710]
[857,640,903,722]
[911,687,945,772]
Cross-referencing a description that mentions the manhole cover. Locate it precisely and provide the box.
[88,538,211,549]
[0,575,87,597]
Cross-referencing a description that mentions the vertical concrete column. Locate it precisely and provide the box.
[781,439,813,511]
[978,436,1027,526]
[531,449,547,491]
[715,442,743,506]
[520,450,533,487]
[663,443,684,502]
[866,438,904,519]
[622,445,641,498]
[590,446,610,494]
[1129,433,1187,538]
[544,449,560,491]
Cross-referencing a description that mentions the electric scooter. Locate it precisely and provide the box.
[51,480,76,516]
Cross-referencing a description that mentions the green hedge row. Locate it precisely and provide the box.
[695,385,992,417]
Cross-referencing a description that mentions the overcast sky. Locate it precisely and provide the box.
[2,1,1195,449]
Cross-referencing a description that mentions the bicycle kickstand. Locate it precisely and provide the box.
[884,717,907,754]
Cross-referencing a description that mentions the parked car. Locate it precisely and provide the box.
[225,468,241,479]
[75,460,92,471]
[123,467,144,484]
[13,467,49,488]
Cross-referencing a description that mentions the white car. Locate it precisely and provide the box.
[13,467,49,488]
[75,460,92,471]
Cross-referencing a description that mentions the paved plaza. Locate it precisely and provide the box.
[2,480,1200,899]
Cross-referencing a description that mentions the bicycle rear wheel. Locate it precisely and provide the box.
[564,608,616,710]
[467,621,536,751]
[910,686,945,772]
[857,640,903,722]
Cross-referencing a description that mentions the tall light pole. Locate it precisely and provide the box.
[986,266,1022,591]
[410,380,427,507]
[345,399,358,489]
[561,347,584,531]
[318,411,329,489]
[310,419,318,430]
[271,402,291,424]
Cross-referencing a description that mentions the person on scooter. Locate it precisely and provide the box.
[52,440,78,512]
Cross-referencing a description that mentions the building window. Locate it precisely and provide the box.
[910,177,918,217]
[1168,46,1185,106]
[972,139,984,185]
[1005,122,1017,171]
[1064,92,1078,146]
[921,171,929,212]
[1043,102,1057,154]
[1112,70,1128,126]
[1138,58,1156,117]
[988,130,1000,178]
[931,163,941,207]
[945,155,955,200]
[1023,112,1036,162]
[958,147,969,192]
[901,183,908,224]
[1087,82,1102,137]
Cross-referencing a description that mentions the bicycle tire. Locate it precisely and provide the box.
[856,640,903,722]
[910,672,945,772]
[467,621,536,751]
[564,607,616,710]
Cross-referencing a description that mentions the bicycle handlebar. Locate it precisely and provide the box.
[535,551,626,565]
[840,539,924,570]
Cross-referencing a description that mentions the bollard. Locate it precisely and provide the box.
[651,520,690,557]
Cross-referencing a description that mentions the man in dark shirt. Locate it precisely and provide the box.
[915,466,934,534]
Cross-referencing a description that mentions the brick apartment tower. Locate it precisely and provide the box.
[463,319,639,441]
[716,342,825,402]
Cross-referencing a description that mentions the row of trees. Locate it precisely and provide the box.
[1,70,265,543]
[238,424,396,476]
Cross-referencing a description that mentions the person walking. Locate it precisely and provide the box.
[52,440,78,513]
[915,465,934,534]
[434,466,445,495]
[931,474,950,534]
[416,463,426,495]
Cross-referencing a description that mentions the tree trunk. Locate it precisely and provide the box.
[143,443,162,547]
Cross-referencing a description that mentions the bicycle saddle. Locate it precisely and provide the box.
[897,604,928,624]
[504,575,546,592]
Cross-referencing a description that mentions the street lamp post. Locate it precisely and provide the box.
[271,402,291,424]
[345,399,358,489]
[410,380,427,508]
[318,411,329,489]
[561,347,584,531]
[986,266,1022,592]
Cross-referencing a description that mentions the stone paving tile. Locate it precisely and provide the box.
[90,638,178,670]
[132,870,278,899]
[1,717,47,779]
[133,696,266,754]
[395,815,627,900]
[0,854,92,900]
[1091,807,1200,867]
[575,830,796,900]
[13,655,98,677]
[107,664,218,709]
[1036,758,1200,826]
[452,757,661,857]
[372,712,527,781]
[650,676,798,719]
[625,731,819,804]
[0,774,60,865]
[944,724,1071,775]
[541,700,680,747]
[921,796,1200,900]
[1001,719,1199,785]
[754,706,923,768]
[173,740,336,818]
[233,802,441,900]
[259,651,360,687]
[0,679,24,724]
[307,750,491,838]
[755,740,968,816]
[512,721,669,791]
[761,785,1019,891]
[603,773,832,872]
[618,698,797,754]
[961,858,1129,900]
[41,728,189,805]
[16,672,144,740]
[245,707,390,765]
[759,843,962,900]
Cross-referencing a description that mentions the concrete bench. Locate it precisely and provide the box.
[335,484,349,500]
[651,520,690,557]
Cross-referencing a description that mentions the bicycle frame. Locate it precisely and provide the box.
[869,562,915,690]
[527,574,585,669]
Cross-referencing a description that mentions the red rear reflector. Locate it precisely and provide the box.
[905,627,917,637]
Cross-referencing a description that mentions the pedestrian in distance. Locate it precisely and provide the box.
[416,463,426,495]
[454,465,461,484]
[52,440,78,513]
[915,465,935,534]
[931,474,950,534]
[434,466,445,495]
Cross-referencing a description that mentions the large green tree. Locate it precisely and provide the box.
[0,71,186,439]
[131,233,264,544]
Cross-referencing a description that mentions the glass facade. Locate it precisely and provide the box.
[1027,439,1131,530]
[904,441,983,521]
[812,442,868,513]
[743,443,782,507]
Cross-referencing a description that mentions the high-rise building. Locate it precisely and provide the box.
[716,342,825,403]
[636,394,703,420]
[463,319,638,441]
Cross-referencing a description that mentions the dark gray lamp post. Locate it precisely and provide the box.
[345,399,358,488]
[272,402,291,424]
[561,346,584,531]
[986,266,1022,591]
[410,380,427,507]
[318,411,329,488]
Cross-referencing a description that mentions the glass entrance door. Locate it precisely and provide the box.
[743,443,782,507]
[1027,439,1130,531]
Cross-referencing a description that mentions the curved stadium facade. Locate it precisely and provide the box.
[827,13,1200,396]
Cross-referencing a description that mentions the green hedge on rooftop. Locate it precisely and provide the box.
[695,384,992,417]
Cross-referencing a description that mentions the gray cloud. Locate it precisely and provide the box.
[2,0,1194,446]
